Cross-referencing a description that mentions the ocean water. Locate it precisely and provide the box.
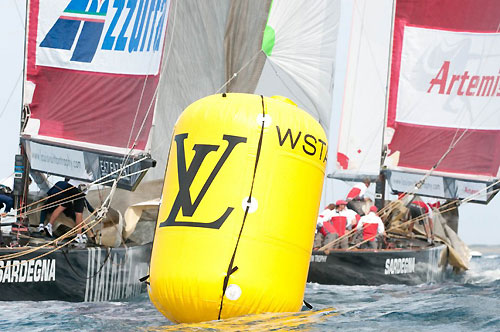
[1,247,499,332]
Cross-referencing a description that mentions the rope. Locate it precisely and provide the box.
[215,50,262,94]
[0,208,102,263]
[318,181,500,252]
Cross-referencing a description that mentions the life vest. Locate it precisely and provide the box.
[320,216,347,237]
[362,223,378,241]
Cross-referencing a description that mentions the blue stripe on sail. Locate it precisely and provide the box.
[71,21,105,63]
[40,19,81,50]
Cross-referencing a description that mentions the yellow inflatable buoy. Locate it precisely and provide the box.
[149,93,327,323]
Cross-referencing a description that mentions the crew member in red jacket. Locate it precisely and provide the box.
[315,200,358,250]
[355,205,385,249]
[346,178,371,201]
[313,203,336,249]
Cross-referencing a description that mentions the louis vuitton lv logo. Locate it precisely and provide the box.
[160,133,247,229]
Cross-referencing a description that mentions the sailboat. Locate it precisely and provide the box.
[0,0,172,301]
[309,0,500,285]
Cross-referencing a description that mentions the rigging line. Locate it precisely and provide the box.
[0,210,102,261]
[21,170,140,218]
[0,71,22,119]
[217,95,266,320]
[0,218,103,265]
[267,59,316,116]
[125,74,150,153]
[112,0,178,197]
[22,169,147,217]
[15,159,148,215]
[4,213,105,262]
[352,0,388,97]
[375,183,495,238]
[124,0,178,158]
[11,0,25,29]
[215,50,262,94]
[24,190,94,217]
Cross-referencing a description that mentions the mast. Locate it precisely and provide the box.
[13,0,30,215]
[375,0,397,210]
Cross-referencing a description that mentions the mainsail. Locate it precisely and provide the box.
[331,0,500,204]
[22,0,171,190]
[330,0,394,180]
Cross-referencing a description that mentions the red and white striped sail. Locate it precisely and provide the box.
[21,0,170,188]
[384,0,500,201]
[386,0,500,182]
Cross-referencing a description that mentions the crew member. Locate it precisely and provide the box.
[398,192,435,242]
[346,178,371,215]
[346,178,371,201]
[409,198,435,243]
[0,185,14,217]
[318,200,358,249]
[313,203,335,249]
[356,205,385,249]
[38,178,94,244]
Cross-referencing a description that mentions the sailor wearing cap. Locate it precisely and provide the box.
[355,205,386,249]
[317,200,358,249]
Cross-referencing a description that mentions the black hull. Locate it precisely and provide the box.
[0,243,152,301]
[308,244,447,285]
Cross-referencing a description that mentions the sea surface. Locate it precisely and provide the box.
[1,246,499,332]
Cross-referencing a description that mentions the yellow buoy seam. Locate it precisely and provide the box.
[218,95,267,320]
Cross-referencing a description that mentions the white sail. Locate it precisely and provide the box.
[329,0,394,180]
[254,0,340,132]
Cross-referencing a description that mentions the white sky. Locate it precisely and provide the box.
[0,1,497,245]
